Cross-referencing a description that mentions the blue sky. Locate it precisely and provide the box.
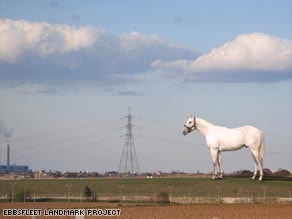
[0,0,291,173]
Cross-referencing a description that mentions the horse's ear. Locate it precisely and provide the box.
[190,114,193,118]
[188,114,193,118]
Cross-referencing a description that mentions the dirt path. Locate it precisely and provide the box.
[0,202,291,219]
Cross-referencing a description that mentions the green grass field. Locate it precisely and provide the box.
[0,177,291,200]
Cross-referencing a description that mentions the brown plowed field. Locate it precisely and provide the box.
[0,202,291,219]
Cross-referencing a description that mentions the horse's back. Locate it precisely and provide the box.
[206,125,263,150]
[238,125,263,136]
[238,125,264,146]
[206,126,245,150]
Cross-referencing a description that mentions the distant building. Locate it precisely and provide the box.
[0,144,32,174]
[0,165,32,174]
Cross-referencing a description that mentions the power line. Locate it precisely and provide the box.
[137,134,204,147]
[266,151,292,156]
[12,135,122,162]
[2,118,122,143]
[9,126,123,152]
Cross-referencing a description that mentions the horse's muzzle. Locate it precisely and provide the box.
[183,126,190,135]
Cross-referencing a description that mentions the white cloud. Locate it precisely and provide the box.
[120,31,178,53]
[0,19,195,86]
[15,83,61,95]
[1,20,290,85]
[151,59,190,72]
[152,33,292,81]
[191,33,291,71]
[0,19,101,62]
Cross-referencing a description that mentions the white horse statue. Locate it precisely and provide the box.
[183,114,265,181]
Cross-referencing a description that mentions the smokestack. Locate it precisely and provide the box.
[7,144,10,172]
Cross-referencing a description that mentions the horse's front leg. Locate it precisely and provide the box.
[218,151,223,179]
[210,149,219,180]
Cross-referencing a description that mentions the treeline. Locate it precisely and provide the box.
[230,168,291,180]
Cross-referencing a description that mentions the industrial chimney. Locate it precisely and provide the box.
[7,144,10,172]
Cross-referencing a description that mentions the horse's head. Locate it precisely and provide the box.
[183,114,197,135]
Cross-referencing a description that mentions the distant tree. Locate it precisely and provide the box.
[263,168,273,176]
[14,189,31,202]
[274,169,291,178]
[157,191,170,203]
[83,186,92,202]
[239,170,253,177]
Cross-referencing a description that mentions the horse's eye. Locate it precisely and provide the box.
[189,121,192,124]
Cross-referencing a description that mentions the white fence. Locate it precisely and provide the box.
[1,194,292,204]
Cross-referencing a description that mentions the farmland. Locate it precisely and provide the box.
[0,177,291,202]
[0,177,291,219]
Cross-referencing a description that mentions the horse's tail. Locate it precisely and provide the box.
[259,133,265,166]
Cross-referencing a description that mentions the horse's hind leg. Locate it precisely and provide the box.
[218,151,223,179]
[250,149,263,181]
[250,151,258,180]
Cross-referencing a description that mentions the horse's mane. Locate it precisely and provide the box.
[197,117,215,127]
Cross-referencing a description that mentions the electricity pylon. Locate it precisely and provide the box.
[118,107,140,175]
